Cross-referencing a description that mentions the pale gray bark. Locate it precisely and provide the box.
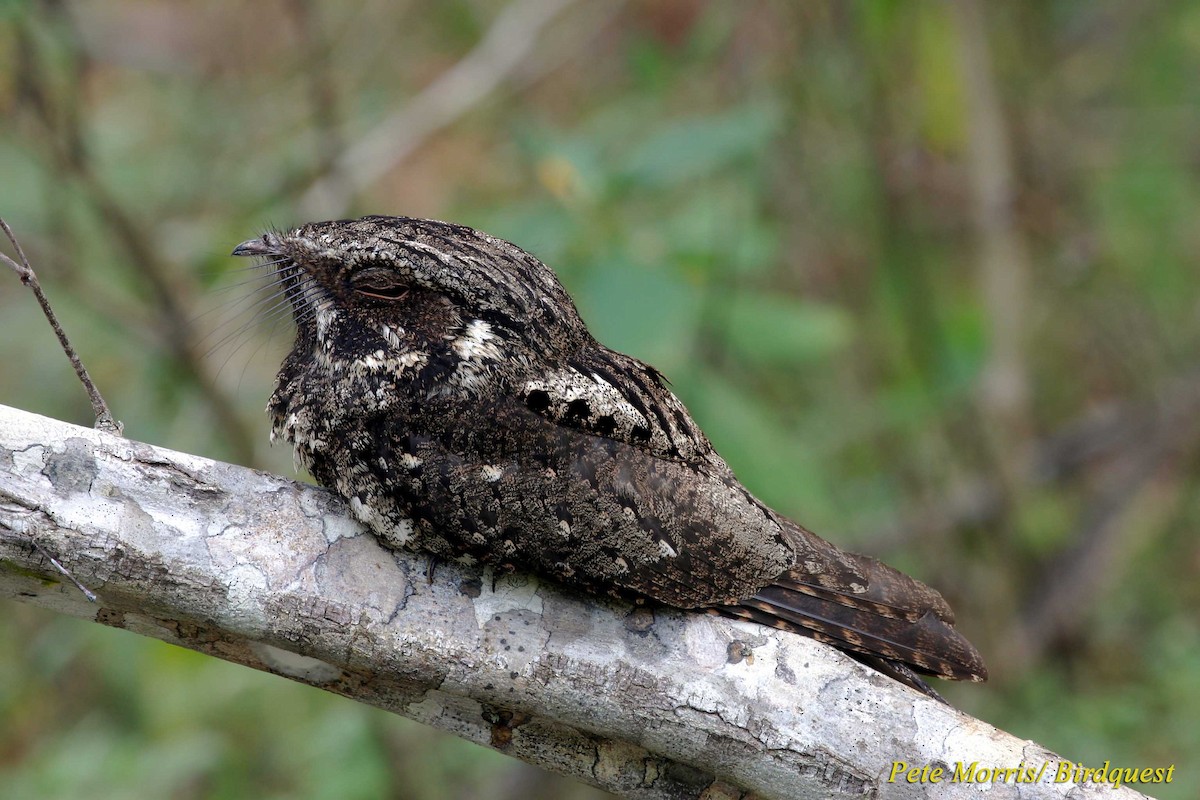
[0,404,1153,800]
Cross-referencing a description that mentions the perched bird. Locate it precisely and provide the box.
[233,215,986,697]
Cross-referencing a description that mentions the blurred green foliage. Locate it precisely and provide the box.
[2,1,1198,798]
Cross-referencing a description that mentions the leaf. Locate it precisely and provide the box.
[719,292,853,365]
[576,259,704,375]
[618,104,782,188]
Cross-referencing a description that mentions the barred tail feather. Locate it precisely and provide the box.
[714,525,988,694]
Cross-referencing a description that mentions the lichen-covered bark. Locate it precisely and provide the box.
[0,404,1150,799]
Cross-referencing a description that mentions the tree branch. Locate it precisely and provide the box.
[951,0,1036,485]
[0,404,1154,799]
[297,0,581,219]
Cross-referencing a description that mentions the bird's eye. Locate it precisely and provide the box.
[349,267,409,301]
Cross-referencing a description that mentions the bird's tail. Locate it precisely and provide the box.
[715,522,987,694]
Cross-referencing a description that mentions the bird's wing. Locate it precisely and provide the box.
[511,348,987,686]
[518,346,715,465]
[379,392,794,609]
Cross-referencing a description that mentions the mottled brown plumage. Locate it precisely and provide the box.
[233,215,987,696]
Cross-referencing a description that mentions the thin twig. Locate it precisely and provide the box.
[1009,379,1200,666]
[298,0,581,218]
[864,368,1200,553]
[15,11,260,465]
[951,0,1035,485]
[31,540,98,603]
[0,219,122,435]
[287,0,346,178]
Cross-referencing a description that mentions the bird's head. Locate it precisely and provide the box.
[232,215,587,395]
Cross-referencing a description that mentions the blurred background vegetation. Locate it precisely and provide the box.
[1,0,1198,797]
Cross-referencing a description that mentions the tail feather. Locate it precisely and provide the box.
[712,523,988,691]
[770,575,925,623]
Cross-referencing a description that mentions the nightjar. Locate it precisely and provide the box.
[233,215,986,696]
